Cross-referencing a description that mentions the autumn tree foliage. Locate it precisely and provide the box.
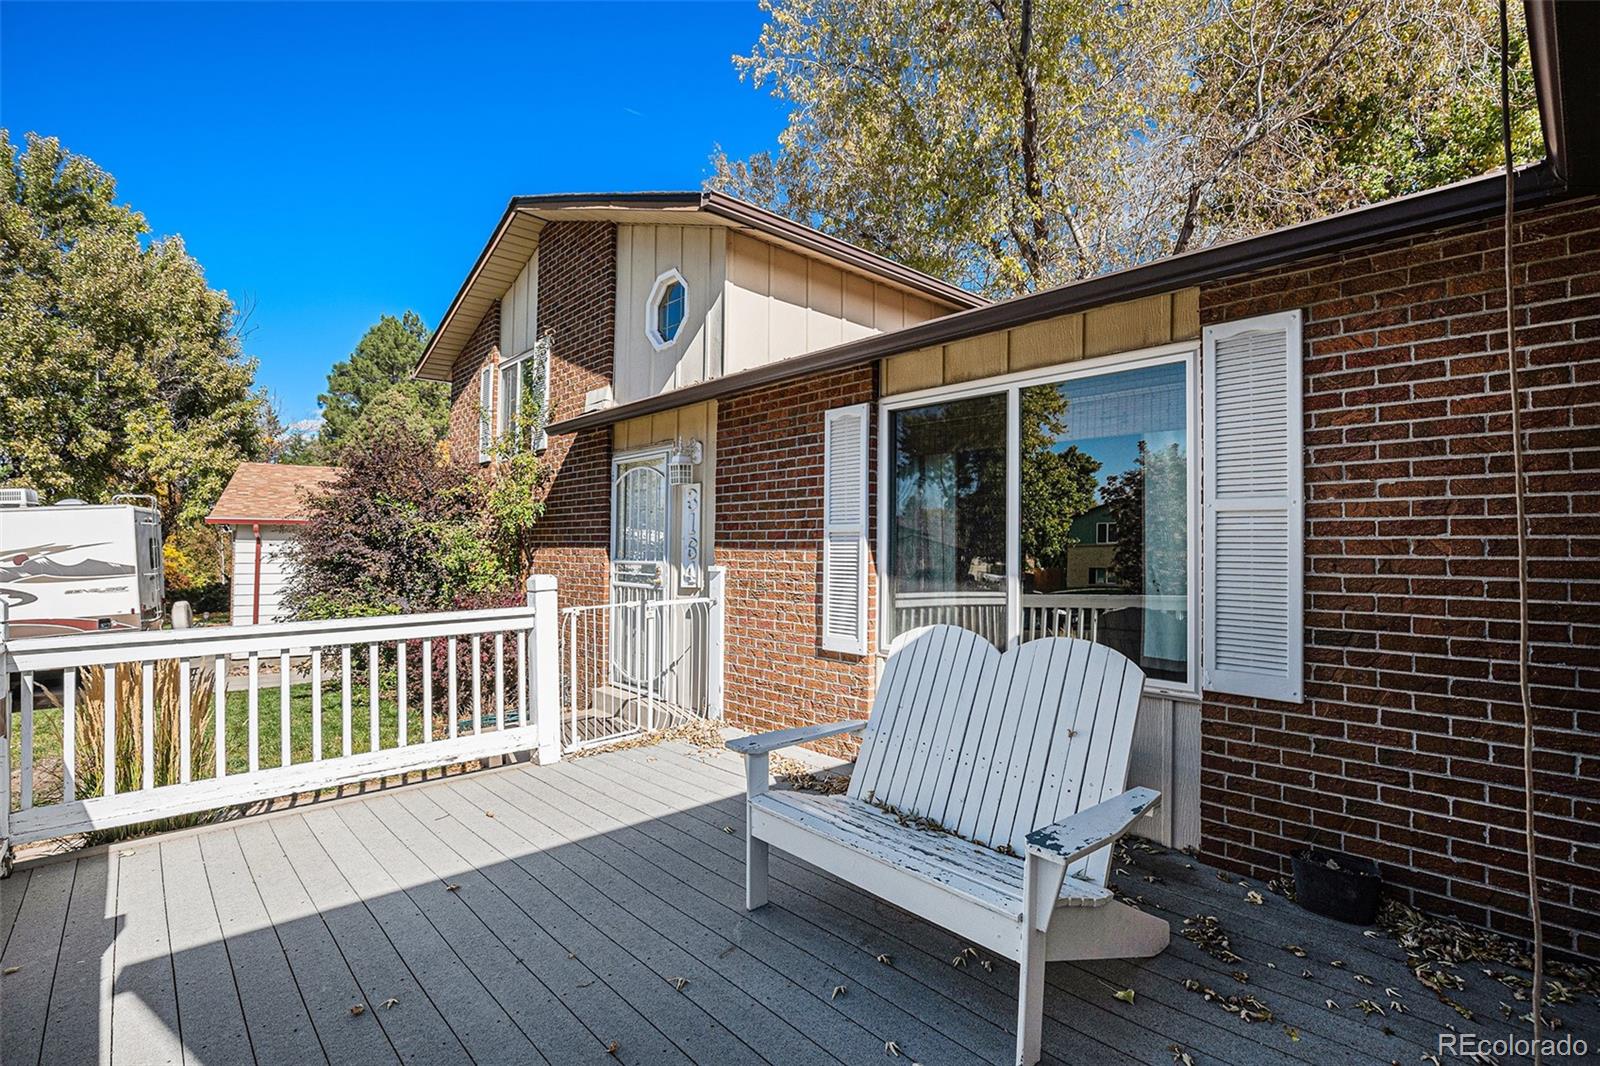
[712,0,1543,297]
[0,131,269,530]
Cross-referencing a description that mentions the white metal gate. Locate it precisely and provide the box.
[561,568,723,753]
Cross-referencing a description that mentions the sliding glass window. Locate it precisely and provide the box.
[882,353,1194,689]
[886,393,1008,648]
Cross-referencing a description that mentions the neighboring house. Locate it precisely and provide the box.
[205,462,338,625]
[415,7,1598,958]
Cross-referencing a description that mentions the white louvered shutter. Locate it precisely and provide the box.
[822,403,870,655]
[477,364,494,462]
[1203,310,1304,702]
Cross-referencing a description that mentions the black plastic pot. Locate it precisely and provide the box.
[1291,847,1382,925]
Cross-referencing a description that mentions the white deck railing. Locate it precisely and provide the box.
[890,590,1185,647]
[562,568,724,753]
[0,576,560,863]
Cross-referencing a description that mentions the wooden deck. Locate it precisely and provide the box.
[2,740,1591,1065]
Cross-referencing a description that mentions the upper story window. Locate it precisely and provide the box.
[646,268,687,350]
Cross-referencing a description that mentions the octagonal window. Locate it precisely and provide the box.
[646,269,688,350]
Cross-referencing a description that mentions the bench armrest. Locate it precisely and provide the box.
[1024,787,1161,866]
[725,719,868,756]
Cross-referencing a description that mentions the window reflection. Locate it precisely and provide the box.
[1020,362,1188,682]
[886,393,1007,647]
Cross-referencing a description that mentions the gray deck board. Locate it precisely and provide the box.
[0,866,29,954]
[266,815,465,1065]
[40,852,116,1066]
[547,755,1075,1062]
[159,835,256,1066]
[329,798,608,1066]
[488,760,954,1066]
[377,786,695,1066]
[231,820,398,1066]
[421,777,780,1065]
[108,844,183,1066]
[543,755,1007,1066]
[2,858,74,1066]
[608,745,1317,1066]
[197,828,327,1065]
[3,738,1591,1066]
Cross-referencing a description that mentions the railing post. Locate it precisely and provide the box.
[707,566,726,720]
[1,600,12,875]
[528,575,561,765]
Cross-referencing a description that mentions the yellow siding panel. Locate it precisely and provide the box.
[1084,294,1172,357]
[1008,314,1083,371]
[1171,287,1200,341]
[883,347,944,394]
[943,331,1009,384]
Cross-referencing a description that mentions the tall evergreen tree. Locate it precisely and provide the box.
[314,310,446,457]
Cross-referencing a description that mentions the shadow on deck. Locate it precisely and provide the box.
[1,741,1591,1065]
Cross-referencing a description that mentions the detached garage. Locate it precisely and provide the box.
[205,462,337,625]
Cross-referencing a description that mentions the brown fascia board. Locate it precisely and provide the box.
[414,191,984,382]
[697,190,986,309]
[549,163,1565,436]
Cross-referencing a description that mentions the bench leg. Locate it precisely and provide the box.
[1016,920,1046,1065]
[1017,853,1060,1065]
[746,833,770,909]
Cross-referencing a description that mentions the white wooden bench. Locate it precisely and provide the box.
[727,624,1169,1066]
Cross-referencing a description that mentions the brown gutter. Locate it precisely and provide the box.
[414,190,986,382]
[550,164,1564,437]
[251,523,262,626]
[697,190,985,310]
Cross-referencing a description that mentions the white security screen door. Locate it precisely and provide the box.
[610,451,670,689]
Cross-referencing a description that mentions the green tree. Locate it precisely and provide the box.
[0,131,268,530]
[1018,386,1100,571]
[714,0,1542,297]
[315,311,445,456]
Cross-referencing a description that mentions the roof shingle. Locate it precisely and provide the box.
[205,462,338,525]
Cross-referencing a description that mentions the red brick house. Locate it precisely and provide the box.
[415,6,1599,956]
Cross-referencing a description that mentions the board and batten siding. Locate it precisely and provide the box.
[500,249,541,360]
[228,525,297,626]
[724,230,946,375]
[881,288,1202,394]
[613,225,726,404]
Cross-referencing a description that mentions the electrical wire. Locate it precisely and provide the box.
[1498,1,1544,1060]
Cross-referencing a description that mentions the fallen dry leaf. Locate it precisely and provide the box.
[832,985,847,1000]
[669,976,689,991]
[350,1004,366,1017]
[381,997,399,1009]
[606,1040,620,1055]
[445,883,461,893]
[2,966,19,976]
[876,953,892,965]
[1113,988,1135,1005]
[1244,890,1265,905]
[885,1040,901,1057]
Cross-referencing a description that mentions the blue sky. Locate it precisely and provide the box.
[1,1,785,425]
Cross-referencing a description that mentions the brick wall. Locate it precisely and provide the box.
[444,303,500,466]
[1198,196,1600,957]
[527,221,617,615]
[715,365,880,755]
[443,222,617,615]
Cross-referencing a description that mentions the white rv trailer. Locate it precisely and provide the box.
[0,490,164,638]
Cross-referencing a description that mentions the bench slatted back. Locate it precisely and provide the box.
[849,625,1146,886]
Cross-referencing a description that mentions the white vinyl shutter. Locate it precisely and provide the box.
[1203,310,1304,702]
[477,364,494,462]
[821,403,870,655]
